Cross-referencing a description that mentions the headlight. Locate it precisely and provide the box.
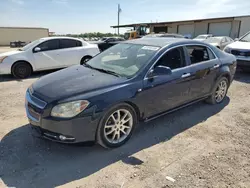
[51,100,89,118]
[0,56,8,63]
[224,46,231,53]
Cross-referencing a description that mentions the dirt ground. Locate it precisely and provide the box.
[0,70,249,188]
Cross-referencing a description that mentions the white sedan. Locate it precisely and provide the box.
[0,37,100,78]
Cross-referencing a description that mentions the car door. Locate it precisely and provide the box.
[184,45,220,100]
[140,46,193,118]
[58,39,83,67]
[32,39,63,70]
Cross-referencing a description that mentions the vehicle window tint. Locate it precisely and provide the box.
[186,45,214,64]
[155,47,185,70]
[60,39,81,49]
[37,39,59,51]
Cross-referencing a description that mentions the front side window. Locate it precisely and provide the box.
[37,39,60,51]
[186,45,215,64]
[155,47,185,70]
[60,39,82,49]
[86,43,159,77]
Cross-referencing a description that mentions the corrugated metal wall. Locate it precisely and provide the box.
[0,28,49,46]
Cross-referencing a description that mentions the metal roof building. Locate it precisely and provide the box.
[111,15,250,39]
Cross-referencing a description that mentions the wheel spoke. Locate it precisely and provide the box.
[120,129,127,135]
[112,132,116,141]
[123,117,131,124]
[116,131,120,141]
[105,125,115,129]
[106,129,115,135]
[111,115,116,123]
[121,111,129,121]
[117,110,121,121]
[122,125,131,129]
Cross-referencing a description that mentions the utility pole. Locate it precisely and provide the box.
[118,4,122,35]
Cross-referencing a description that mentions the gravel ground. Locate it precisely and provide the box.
[0,70,249,188]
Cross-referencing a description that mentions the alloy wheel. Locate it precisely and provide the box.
[215,80,227,103]
[104,109,133,144]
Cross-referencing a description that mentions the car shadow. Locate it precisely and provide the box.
[0,69,61,83]
[234,69,250,83]
[0,98,229,188]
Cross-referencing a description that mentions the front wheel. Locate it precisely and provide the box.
[12,62,32,79]
[96,104,137,148]
[206,77,229,104]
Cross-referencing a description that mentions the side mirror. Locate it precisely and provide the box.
[34,47,41,52]
[148,65,172,78]
[234,38,239,41]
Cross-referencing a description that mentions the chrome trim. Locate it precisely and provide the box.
[144,43,219,80]
[26,91,47,109]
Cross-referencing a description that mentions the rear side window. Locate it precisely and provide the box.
[60,39,82,49]
[37,39,60,51]
[186,45,215,64]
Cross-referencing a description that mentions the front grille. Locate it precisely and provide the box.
[26,90,47,122]
[28,104,41,121]
[231,49,250,56]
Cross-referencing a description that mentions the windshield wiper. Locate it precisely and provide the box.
[94,68,121,77]
[83,64,121,77]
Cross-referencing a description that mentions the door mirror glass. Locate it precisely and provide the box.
[148,65,172,78]
[234,38,239,41]
[34,47,41,52]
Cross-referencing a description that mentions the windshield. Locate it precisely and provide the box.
[20,39,42,51]
[240,32,250,42]
[195,35,206,39]
[86,43,159,77]
[204,37,221,43]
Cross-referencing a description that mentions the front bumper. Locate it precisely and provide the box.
[233,55,250,68]
[25,91,101,143]
[0,62,12,75]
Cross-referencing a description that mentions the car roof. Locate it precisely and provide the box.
[124,38,197,48]
[40,36,82,41]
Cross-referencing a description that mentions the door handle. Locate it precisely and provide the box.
[213,64,220,68]
[181,73,191,78]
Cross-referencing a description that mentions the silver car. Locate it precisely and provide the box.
[204,36,234,50]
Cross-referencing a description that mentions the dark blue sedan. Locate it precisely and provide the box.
[25,38,237,148]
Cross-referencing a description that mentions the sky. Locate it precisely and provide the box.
[0,0,250,34]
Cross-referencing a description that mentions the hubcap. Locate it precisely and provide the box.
[104,109,133,144]
[215,80,227,103]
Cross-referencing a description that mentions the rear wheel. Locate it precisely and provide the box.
[206,77,229,104]
[12,61,32,79]
[96,103,137,148]
[80,56,92,65]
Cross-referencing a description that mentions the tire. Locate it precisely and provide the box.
[80,56,92,65]
[12,61,32,79]
[206,77,229,104]
[96,103,137,148]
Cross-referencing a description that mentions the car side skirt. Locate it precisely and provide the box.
[144,95,210,123]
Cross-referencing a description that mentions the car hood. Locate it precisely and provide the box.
[227,41,250,50]
[208,42,219,46]
[0,50,23,57]
[32,65,127,102]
